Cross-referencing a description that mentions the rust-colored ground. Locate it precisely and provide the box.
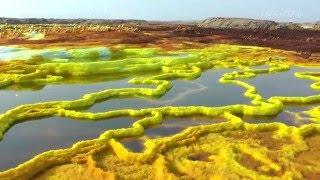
[0,24,319,63]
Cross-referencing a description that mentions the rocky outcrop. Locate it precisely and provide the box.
[199,18,278,30]
[276,22,304,30]
[314,22,320,30]
[199,17,306,30]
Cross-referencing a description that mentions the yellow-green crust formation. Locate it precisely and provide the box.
[0,44,319,179]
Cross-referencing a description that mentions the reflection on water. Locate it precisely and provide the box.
[122,116,225,152]
[0,72,157,113]
[122,138,145,152]
[144,116,225,137]
[242,104,318,126]
[88,69,250,112]
[246,67,320,98]
[0,117,134,170]
[0,78,128,113]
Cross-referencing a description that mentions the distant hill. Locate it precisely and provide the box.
[198,17,320,31]
[0,17,148,25]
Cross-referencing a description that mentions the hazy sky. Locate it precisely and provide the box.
[0,0,319,22]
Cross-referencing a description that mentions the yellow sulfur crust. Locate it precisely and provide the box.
[0,44,319,179]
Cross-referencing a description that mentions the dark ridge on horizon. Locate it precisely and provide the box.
[0,17,149,25]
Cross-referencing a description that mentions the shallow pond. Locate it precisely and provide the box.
[0,117,134,170]
[245,67,319,98]
[0,65,319,171]
[87,69,250,112]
